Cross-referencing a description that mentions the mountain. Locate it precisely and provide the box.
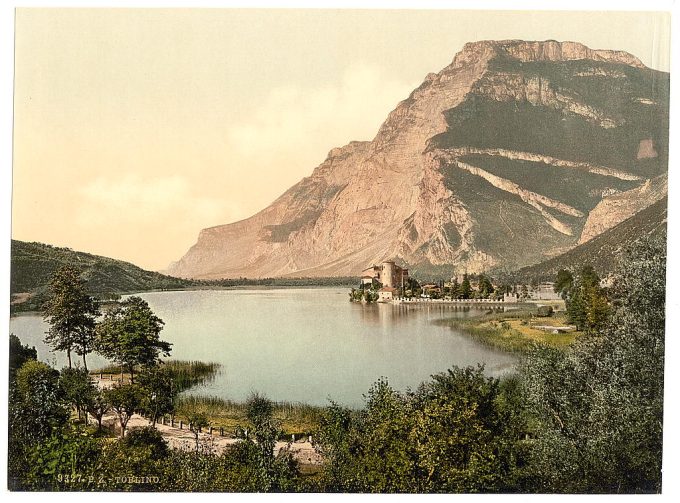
[578,174,667,244]
[514,197,667,282]
[167,40,669,280]
[11,240,196,309]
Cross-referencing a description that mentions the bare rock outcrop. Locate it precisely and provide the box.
[578,175,668,245]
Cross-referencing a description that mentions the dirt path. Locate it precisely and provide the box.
[91,377,323,465]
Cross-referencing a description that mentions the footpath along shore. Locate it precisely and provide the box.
[91,376,323,466]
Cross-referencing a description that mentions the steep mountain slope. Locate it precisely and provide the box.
[11,240,196,301]
[167,40,669,279]
[578,174,667,244]
[514,197,667,282]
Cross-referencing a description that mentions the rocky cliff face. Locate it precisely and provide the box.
[578,174,668,245]
[166,40,669,279]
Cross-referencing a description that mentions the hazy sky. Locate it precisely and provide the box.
[12,8,671,270]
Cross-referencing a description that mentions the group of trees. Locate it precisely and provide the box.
[8,345,300,491]
[8,265,182,488]
[42,266,172,377]
[349,287,379,303]
[40,266,175,436]
[314,367,528,492]
[524,236,664,492]
[554,265,610,332]
[449,274,496,299]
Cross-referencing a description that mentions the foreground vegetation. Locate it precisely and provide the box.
[7,235,665,492]
[174,395,323,439]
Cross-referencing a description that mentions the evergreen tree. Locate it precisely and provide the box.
[460,274,472,299]
[478,275,494,299]
[450,278,461,299]
[565,265,609,332]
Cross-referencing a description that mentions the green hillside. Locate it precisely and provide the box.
[511,198,667,282]
[10,240,197,310]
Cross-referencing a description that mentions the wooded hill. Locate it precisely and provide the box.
[10,240,197,310]
[10,240,358,312]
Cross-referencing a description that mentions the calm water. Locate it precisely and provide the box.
[9,288,516,407]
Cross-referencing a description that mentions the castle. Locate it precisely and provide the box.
[361,260,409,289]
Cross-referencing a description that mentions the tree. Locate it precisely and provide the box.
[245,393,278,464]
[522,236,665,493]
[138,366,177,426]
[450,278,461,299]
[236,392,298,491]
[96,296,171,383]
[460,274,472,299]
[553,269,573,299]
[478,275,494,299]
[59,366,95,421]
[315,367,528,493]
[565,265,609,332]
[9,333,37,378]
[105,384,144,438]
[8,360,69,489]
[13,360,69,440]
[520,284,529,300]
[42,266,100,370]
[122,425,169,460]
[188,412,209,451]
[86,388,110,431]
[409,367,527,492]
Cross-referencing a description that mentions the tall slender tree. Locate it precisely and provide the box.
[460,274,472,299]
[42,266,100,369]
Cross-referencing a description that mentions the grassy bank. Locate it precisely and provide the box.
[92,360,220,392]
[93,360,322,437]
[174,395,324,439]
[440,308,581,353]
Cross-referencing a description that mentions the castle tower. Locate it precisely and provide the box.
[382,260,395,288]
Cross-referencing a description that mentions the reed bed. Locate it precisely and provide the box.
[91,360,219,391]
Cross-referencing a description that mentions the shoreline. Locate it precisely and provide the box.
[437,305,579,354]
[10,284,357,316]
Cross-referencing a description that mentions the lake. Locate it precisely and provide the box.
[9,288,517,407]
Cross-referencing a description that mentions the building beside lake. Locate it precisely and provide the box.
[378,287,398,302]
[361,260,409,289]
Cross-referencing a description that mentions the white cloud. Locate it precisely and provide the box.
[77,174,225,228]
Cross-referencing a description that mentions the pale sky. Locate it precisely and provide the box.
[12,8,671,270]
